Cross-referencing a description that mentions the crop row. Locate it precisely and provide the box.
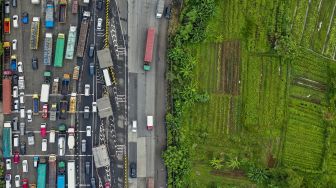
[291,0,308,41]
[300,0,320,48]
[323,12,336,58]
[289,85,325,101]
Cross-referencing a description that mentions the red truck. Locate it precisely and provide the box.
[4,18,10,34]
[144,28,155,71]
[3,78,12,114]
[72,0,78,14]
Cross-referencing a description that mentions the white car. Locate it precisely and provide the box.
[17,62,23,73]
[42,139,47,151]
[5,174,11,188]
[97,18,103,30]
[19,92,24,104]
[84,84,90,96]
[13,15,18,28]
[6,159,11,170]
[22,160,28,172]
[27,109,32,123]
[12,39,17,50]
[14,175,20,187]
[92,102,97,112]
[132,120,137,132]
[13,99,19,111]
[86,126,91,136]
[13,86,18,98]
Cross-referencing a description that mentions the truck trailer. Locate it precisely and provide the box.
[3,42,11,63]
[144,28,155,71]
[76,11,90,58]
[45,1,54,28]
[30,17,40,50]
[48,155,57,187]
[37,158,47,188]
[43,33,53,65]
[156,0,164,18]
[58,0,67,23]
[67,161,76,188]
[65,26,77,60]
[40,84,50,103]
[54,33,65,67]
[3,78,12,114]
[3,122,12,158]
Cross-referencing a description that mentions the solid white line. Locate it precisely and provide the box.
[16,154,93,157]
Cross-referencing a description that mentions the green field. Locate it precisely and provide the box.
[175,0,336,186]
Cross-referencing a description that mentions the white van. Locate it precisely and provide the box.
[42,139,47,151]
[20,107,25,118]
[132,121,137,132]
[84,84,90,96]
[49,130,56,143]
[13,134,19,147]
[22,160,28,172]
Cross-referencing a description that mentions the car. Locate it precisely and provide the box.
[84,84,90,96]
[130,162,137,178]
[33,156,39,167]
[49,129,56,143]
[85,161,90,174]
[18,62,23,73]
[88,44,95,57]
[105,182,110,188]
[27,109,32,122]
[22,160,28,172]
[92,102,97,112]
[84,106,90,119]
[13,86,18,98]
[91,177,96,188]
[132,121,137,132]
[19,122,25,136]
[13,99,19,111]
[58,136,65,156]
[12,117,18,130]
[22,178,28,188]
[97,18,103,30]
[13,134,19,147]
[12,74,18,86]
[12,0,16,7]
[86,126,91,136]
[20,107,25,119]
[81,139,87,153]
[19,92,24,104]
[40,123,47,138]
[89,63,95,75]
[6,159,11,170]
[14,175,20,187]
[96,0,102,10]
[18,76,25,90]
[5,174,11,187]
[28,132,35,145]
[20,142,26,155]
[3,69,12,76]
[13,152,20,164]
[32,57,38,70]
[21,12,28,24]
[165,5,172,19]
[5,1,10,14]
[41,138,47,151]
[42,104,48,119]
[12,39,17,50]
[13,15,18,28]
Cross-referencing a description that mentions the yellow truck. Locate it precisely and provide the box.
[69,93,76,113]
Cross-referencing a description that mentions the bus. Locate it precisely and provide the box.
[3,122,12,158]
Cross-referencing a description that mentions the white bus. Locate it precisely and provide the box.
[67,160,76,188]
[102,69,112,86]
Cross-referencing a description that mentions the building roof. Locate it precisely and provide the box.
[97,48,113,68]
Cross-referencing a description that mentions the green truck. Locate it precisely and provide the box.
[54,33,65,67]
[37,158,47,188]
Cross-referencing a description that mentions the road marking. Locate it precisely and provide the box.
[12,130,88,134]
[14,154,93,157]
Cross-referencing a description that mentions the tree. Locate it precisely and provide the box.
[274,35,298,60]
[247,165,269,184]
[227,157,241,170]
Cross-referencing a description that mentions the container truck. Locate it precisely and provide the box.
[3,42,11,63]
[45,1,54,28]
[58,127,66,156]
[67,161,76,188]
[32,94,39,115]
[69,93,77,113]
[156,0,164,18]
[65,26,77,60]
[76,11,90,58]
[30,17,40,50]
[10,55,17,71]
[61,74,70,95]
[58,0,67,23]
[43,33,53,65]
[40,84,50,103]
[37,158,47,188]
[144,28,155,71]
[72,66,80,80]
[4,18,10,34]
[48,155,57,188]
[68,128,75,150]
[52,77,59,94]
[54,33,65,67]
[3,79,12,114]
[57,174,65,188]
[3,122,12,158]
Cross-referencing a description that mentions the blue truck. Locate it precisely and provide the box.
[45,1,54,28]
[57,175,65,188]
[10,55,17,71]
[33,94,39,115]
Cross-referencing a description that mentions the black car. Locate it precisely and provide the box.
[130,162,137,178]
[12,74,18,85]
[32,57,38,70]
[97,0,102,10]
[12,117,18,131]
[20,141,26,155]
[91,178,96,188]
[88,44,95,58]
[165,5,171,19]
[85,162,90,175]
[12,0,16,7]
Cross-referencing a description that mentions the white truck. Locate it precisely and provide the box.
[156,0,164,18]
[67,161,76,188]
[40,84,50,103]
[18,76,25,90]
[68,128,75,150]
[31,0,40,4]
[52,78,59,94]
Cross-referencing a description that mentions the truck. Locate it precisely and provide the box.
[67,161,76,188]
[50,103,57,121]
[37,158,47,188]
[18,76,25,90]
[54,33,65,67]
[43,33,53,65]
[3,122,12,158]
[68,128,75,150]
[72,66,80,80]
[147,177,154,188]
[3,79,12,114]
[40,84,50,103]
[156,0,164,18]
[57,174,65,188]
[45,1,54,28]
[30,17,40,50]
[10,55,17,71]
[58,125,66,156]
[144,28,155,71]
[61,74,70,95]
[48,155,57,188]
[58,160,66,174]
[31,0,40,4]
[3,42,11,63]
[147,116,153,130]
[72,0,78,14]
[4,18,10,34]
[44,71,51,83]
[102,69,112,86]
[59,100,68,120]
[65,26,77,60]
[69,93,77,113]
[76,11,90,58]
[32,94,39,115]
[58,0,67,23]
[52,78,59,94]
